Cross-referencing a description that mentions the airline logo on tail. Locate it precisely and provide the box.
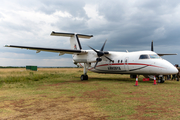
[74,44,77,50]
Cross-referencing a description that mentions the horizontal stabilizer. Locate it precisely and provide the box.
[76,34,93,39]
[51,31,74,37]
[51,31,93,39]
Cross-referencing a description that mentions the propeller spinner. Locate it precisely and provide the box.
[89,40,113,68]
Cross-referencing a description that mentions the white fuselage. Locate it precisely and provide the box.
[74,50,178,75]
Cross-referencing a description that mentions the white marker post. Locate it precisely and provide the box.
[134,76,138,86]
[153,76,157,85]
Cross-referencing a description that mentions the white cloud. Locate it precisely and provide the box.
[1,0,180,66]
[151,27,166,40]
[83,4,107,29]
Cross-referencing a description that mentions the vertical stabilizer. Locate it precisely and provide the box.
[70,34,82,50]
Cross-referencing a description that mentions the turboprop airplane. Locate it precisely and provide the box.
[5,31,178,83]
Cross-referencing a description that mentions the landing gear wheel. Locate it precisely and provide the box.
[81,75,88,81]
[160,79,164,83]
[159,77,164,83]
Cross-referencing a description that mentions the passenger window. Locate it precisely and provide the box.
[139,55,149,59]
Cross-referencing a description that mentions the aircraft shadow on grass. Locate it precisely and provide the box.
[73,76,178,84]
[73,76,141,83]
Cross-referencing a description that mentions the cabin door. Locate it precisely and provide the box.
[124,57,129,71]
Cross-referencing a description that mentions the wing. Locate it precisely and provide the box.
[151,41,177,56]
[4,45,87,55]
[158,53,177,56]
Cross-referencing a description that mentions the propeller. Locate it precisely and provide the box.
[89,40,113,68]
[151,40,154,51]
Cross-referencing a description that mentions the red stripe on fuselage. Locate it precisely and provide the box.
[79,63,84,67]
[127,63,164,68]
[88,63,165,70]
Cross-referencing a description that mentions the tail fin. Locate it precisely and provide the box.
[51,31,93,50]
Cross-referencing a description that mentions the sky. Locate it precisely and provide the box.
[0,0,180,67]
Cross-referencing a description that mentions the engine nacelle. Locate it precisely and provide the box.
[73,50,97,63]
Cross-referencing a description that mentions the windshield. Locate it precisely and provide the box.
[149,54,161,59]
[139,54,161,59]
[139,55,149,59]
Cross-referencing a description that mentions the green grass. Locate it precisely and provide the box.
[1,68,180,119]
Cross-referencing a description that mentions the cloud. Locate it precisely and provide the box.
[1,0,180,66]
[37,0,88,18]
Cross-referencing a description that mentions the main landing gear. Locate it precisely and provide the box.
[158,75,165,83]
[80,63,89,81]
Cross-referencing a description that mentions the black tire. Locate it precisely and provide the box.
[80,75,88,81]
[81,75,84,81]
[85,75,88,80]
[130,75,137,78]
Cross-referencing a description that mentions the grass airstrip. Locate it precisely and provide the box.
[0,68,180,119]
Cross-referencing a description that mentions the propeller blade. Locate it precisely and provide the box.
[151,40,154,51]
[94,60,99,68]
[100,40,107,51]
[104,56,113,62]
[89,46,104,57]
[94,58,102,68]
[89,40,109,69]
[88,46,98,53]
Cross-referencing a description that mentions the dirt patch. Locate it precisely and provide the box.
[44,81,90,86]
[82,88,115,100]
[126,97,149,103]
[129,104,169,120]
[0,96,108,120]
[127,96,177,120]
[123,91,147,95]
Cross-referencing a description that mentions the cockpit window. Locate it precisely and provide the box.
[139,55,149,59]
[149,54,161,59]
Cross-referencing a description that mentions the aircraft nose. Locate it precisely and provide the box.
[172,66,178,74]
[168,65,178,75]
[160,60,179,75]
